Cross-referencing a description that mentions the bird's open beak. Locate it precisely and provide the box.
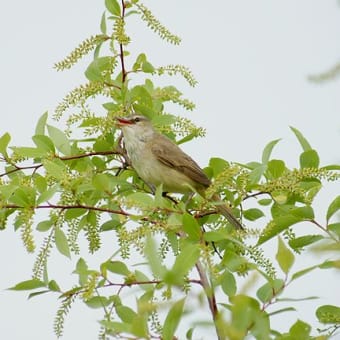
[116,117,133,126]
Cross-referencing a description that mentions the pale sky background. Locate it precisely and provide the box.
[0,1,340,339]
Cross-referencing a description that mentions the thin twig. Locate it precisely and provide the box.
[119,0,127,83]
[195,261,224,340]
[311,219,338,241]
[104,278,202,288]
[243,191,269,200]
[0,150,122,178]
[2,203,130,217]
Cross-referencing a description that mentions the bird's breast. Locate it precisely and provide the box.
[125,140,196,193]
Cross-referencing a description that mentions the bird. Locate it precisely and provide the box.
[116,114,243,230]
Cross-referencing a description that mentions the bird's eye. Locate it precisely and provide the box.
[134,117,141,123]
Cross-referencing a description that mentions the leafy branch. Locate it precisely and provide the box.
[3,1,340,339]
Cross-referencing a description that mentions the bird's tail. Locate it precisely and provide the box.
[212,194,244,230]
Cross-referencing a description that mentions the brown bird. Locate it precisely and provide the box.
[116,114,243,230]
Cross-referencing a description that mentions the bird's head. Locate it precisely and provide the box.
[116,114,154,140]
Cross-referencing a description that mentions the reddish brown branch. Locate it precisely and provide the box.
[0,150,123,178]
[2,203,130,217]
[104,278,202,288]
[119,0,127,83]
[59,150,121,161]
[195,261,223,340]
[0,163,43,178]
[311,219,338,241]
[243,191,270,200]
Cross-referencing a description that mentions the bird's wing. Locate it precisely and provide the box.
[150,134,211,188]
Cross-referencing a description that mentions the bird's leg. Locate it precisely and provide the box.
[115,132,132,176]
[162,192,179,204]
[146,182,156,194]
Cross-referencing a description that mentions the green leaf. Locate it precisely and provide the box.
[43,159,66,180]
[11,146,47,158]
[300,149,319,168]
[92,173,115,192]
[268,307,296,317]
[154,185,170,208]
[116,305,137,323]
[276,296,319,302]
[93,41,103,59]
[100,11,107,34]
[32,135,55,153]
[289,319,311,337]
[186,328,194,340]
[133,53,147,71]
[267,159,285,178]
[48,280,61,292]
[291,206,314,219]
[28,290,50,299]
[64,208,87,220]
[9,279,46,291]
[258,215,301,245]
[55,227,71,258]
[262,139,281,164]
[328,223,340,237]
[85,56,115,81]
[0,132,11,157]
[131,315,148,338]
[0,184,16,200]
[320,259,340,269]
[100,219,121,231]
[176,133,197,145]
[182,213,200,241]
[166,243,200,285]
[134,270,153,291]
[322,164,340,171]
[229,295,269,339]
[208,157,229,176]
[223,250,248,273]
[291,264,319,281]
[144,236,166,278]
[249,165,266,184]
[203,230,227,242]
[36,185,58,205]
[9,187,36,207]
[290,126,312,151]
[326,196,340,222]
[221,270,237,297]
[36,220,53,232]
[127,192,154,209]
[316,305,340,324]
[243,208,264,221]
[151,114,176,127]
[256,279,285,303]
[289,235,324,251]
[74,258,89,285]
[33,174,47,193]
[142,61,155,73]
[276,237,295,274]
[258,198,272,206]
[35,111,48,135]
[130,85,152,107]
[104,261,130,276]
[162,298,186,340]
[271,191,288,205]
[47,125,71,155]
[86,296,110,309]
[99,320,131,333]
[105,0,121,16]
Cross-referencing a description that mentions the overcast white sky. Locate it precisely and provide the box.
[0,1,340,339]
